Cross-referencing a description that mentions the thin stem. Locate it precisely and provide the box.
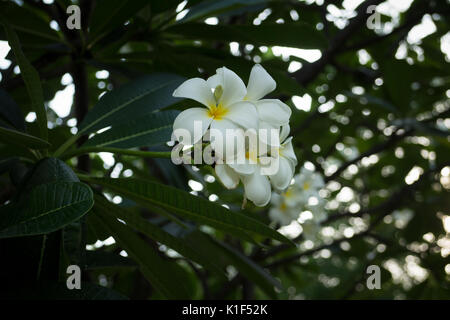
[36,234,47,281]
[62,146,172,160]
[53,134,80,158]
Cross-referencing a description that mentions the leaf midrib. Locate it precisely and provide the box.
[13,187,91,226]
[88,124,172,147]
[80,79,180,134]
[96,179,287,242]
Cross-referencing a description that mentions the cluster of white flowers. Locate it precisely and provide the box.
[172,64,297,206]
[269,166,326,239]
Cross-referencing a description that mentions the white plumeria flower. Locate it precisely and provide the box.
[269,193,300,226]
[293,167,325,202]
[171,65,297,208]
[172,67,258,159]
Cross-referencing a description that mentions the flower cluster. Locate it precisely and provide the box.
[172,65,297,206]
[269,166,326,239]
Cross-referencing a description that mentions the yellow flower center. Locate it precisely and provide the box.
[303,181,310,190]
[284,188,292,198]
[245,149,258,163]
[280,202,287,212]
[207,104,228,120]
[278,146,283,157]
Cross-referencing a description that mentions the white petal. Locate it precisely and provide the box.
[206,74,221,88]
[281,137,298,167]
[246,64,276,101]
[210,118,245,161]
[269,207,293,226]
[269,157,295,191]
[255,99,291,126]
[173,78,215,109]
[172,108,212,145]
[270,192,282,206]
[242,168,272,207]
[224,101,258,130]
[215,67,246,106]
[280,124,290,142]
[257,121,280,147]
[228,162,256,175]
[215,164,239,189]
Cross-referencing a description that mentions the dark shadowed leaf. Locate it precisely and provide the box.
[2,24,48,141]
[92,209,191,299]
[83,110,179,148]
[0,126,50,149]
[78,73,185,134]
[0,182,93,238]
[95,195,226,276]
[87,177,293,244]
[0,88,25,131]
[166,22,327,49]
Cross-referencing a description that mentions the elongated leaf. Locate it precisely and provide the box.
[83,110,179,148]
[87,177,293,244]
[24,157,79,188]
[166,22,327,49]
[78,73,184,135]
[215,240,282,298]
[0,182,93,238]
[0,2,60,42]
[0,126,50,149]
[89,0,149,44]
[0,88,25,131]
[2,24,48,141]
[180,0,266,22]
[85,251,137,270]
[92,209,191,299]
[95,195,226,276]
[172,226,282,297]
[0,157,17,175]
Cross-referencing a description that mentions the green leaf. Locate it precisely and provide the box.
[78,73,185,135]
[179,0,267,23]
[89,0,150,44]
[2,24,48,141]
[0,182,93,238]
[92,209,191,299]
[95,195,226,276]
[215,240,282,298]
[0,157,17,175]
[0,126,50,149]
[150,0,182,15]
[0,88,25,131]
[85,251,137,270]
[82,110,179,148]
[0,2,61,42]
[87,177,293,244]
[380,59,414,111]
[166,22,327,49]
[24,157,79,188]
[171,226,282,297]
